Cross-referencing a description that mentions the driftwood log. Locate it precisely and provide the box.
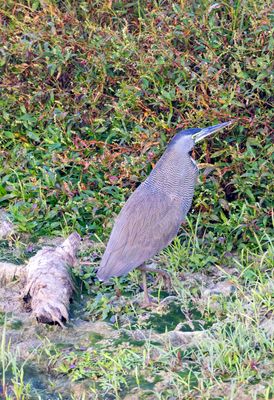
[23,232,81,326]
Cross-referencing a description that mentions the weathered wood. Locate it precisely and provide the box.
[23,232,81,327]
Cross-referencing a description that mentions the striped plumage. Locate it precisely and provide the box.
[97,129,199,281]
[97,122,232,283]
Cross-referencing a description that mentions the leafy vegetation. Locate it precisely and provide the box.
[0,319,32,399]
[0,0,273,399]
[0,0,273,244]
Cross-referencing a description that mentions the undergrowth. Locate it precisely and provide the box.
[0,0,273,249]
[0,0,273,399]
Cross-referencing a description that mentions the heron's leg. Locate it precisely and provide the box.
[141,270,152,306]
[137,264,156,307]
[139,264,171,291]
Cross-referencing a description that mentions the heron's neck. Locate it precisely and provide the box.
[144,147,198,196]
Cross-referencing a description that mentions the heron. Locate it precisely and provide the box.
[97,121,233,305]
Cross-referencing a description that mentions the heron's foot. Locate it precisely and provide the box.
[138,267,158,308]
[139,265,172,292]
[154,270,172,291]
[141,293,157,309]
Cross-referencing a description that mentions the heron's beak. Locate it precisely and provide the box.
[192,121,233,143]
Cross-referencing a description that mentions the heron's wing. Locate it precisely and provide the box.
[97,185,181,280]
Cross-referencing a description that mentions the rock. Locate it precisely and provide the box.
[129,327,208,348]
[0,262,25,286]
[70,381,90,398]
[260,317,274,337]
[202,280,236,298]
[165,329,207,347]
[0,211,15,239]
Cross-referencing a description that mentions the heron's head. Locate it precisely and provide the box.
[169,121,233,153]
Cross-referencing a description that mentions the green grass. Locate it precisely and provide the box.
[0,0,273,244]
[0,318,32,399]
[0,0,273,399]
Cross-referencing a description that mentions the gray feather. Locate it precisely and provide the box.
[97,122,231,281]
[97,142,198,281]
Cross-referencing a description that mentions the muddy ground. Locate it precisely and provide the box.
[0,235,273,399]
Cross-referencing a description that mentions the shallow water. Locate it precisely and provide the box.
[0,251,218,400]
[147,301,214,334]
